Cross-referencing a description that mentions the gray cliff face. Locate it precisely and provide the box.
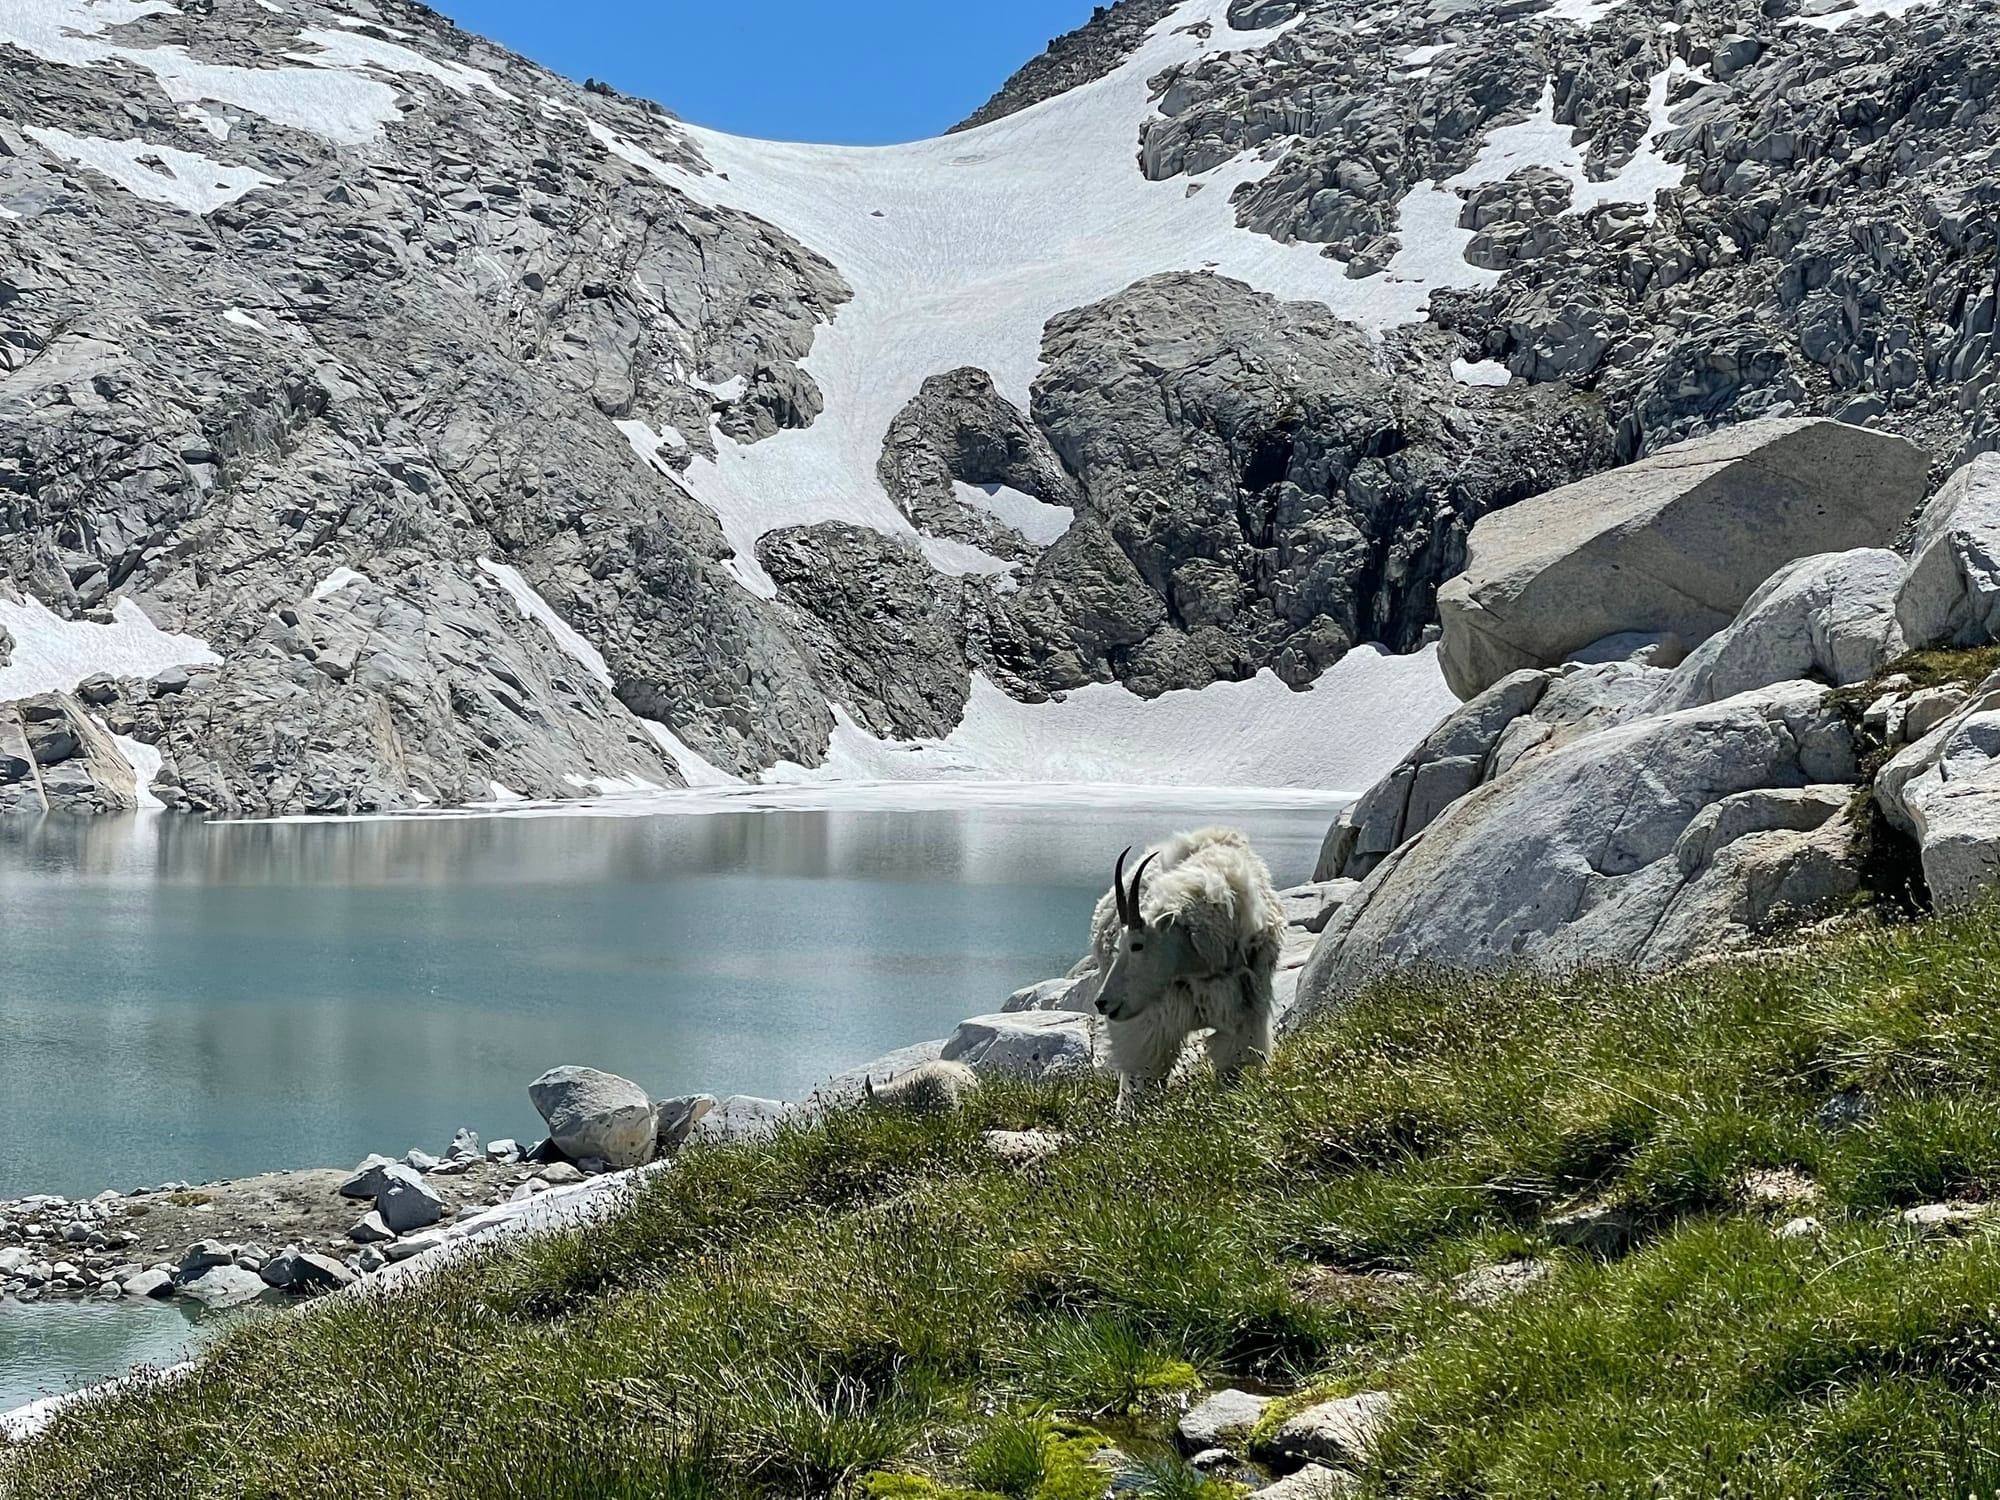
[2,0,1997,811]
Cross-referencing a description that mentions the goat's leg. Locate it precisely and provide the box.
[1206,986,1276,1085]
[1110,1016,1182,1119]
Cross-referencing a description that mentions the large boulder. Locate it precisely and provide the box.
[374,1165,445,1233]
[1317,661,1668,884]
[1317,669,1551,880]
[1896,453,2000,650]
[1650,549,1906,712]
[528,1066,659,1170]
[940,1011,1098,1080]
[1876,679,2000,909]
[178,1264,268,1308]
[1294,680,1858,1014]
[1436,419,1930,699]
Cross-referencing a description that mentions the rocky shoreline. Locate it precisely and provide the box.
[0,879,1348,1321]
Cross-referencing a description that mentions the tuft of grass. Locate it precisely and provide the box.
[20,903,2000,1494]
[1002,1315,1201,1416]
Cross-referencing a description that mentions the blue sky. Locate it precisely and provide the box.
[430,1,1103,144]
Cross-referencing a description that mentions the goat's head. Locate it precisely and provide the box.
[1094,846,1195,1023]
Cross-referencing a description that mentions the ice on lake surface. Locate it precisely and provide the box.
[0,796,1341,1202]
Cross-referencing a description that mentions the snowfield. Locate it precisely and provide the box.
[0,594,217,702]
[767,647,1458,794]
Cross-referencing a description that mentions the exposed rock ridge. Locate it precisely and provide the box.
[950,0,1184,133]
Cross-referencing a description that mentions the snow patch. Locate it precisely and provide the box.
[1565,68,1683,221]
[222,307,270,333]
[1452,357,1513,386]
[0,594,217,702]
[107,728,165,810]
[183,104,232,141]
[329,13,414,40]
[310,566,366,600]
[25,125,275,214]
[952,481,1073,547]
[613,417,685,476]
[1539,0,1628,24]
[1385,72,1681,277]
[915,535,1018,582]
[1794,0,1931,29]
[0,0,501,146]
[765,645,1458,794]
[639,717,739,788]
[476,557,611,688]
[483,780,523,803]
[1400,42,1454,65]
[283,26,513,104]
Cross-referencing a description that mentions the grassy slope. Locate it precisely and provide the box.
[15,903,2000,1498]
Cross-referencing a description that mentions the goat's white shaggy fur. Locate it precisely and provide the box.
[864,1058,982,1115]
[1088,826,1286,1114]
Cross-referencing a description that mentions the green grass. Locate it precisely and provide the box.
[18,902,2000,1497]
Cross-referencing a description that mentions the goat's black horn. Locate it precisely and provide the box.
[1113,846,1134,926]
[1126,851,1160,927]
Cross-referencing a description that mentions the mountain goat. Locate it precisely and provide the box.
[863,1059,981,1115]
[1089,827,1286,1115]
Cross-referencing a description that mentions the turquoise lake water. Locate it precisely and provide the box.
[0,799,1336,1202]
[0,796,1337,1413]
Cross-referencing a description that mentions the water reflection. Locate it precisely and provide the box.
[0,801,1335,1200]
[0,1295,243,1414]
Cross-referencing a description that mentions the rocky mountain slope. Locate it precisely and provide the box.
[0,0,1993,814]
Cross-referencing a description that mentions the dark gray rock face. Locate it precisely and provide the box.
[758,523,972,741]
[877,368,1076,567]
[1005,273,1614,693]
[1135,0,2000,471]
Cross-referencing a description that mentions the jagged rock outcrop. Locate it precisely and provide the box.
[951,0,1183,132]
[1008,272,1613,693]
[876,368,1076,569]
[757,523,972,741]
[0,692,144,813]
[1437,419,1929,698]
